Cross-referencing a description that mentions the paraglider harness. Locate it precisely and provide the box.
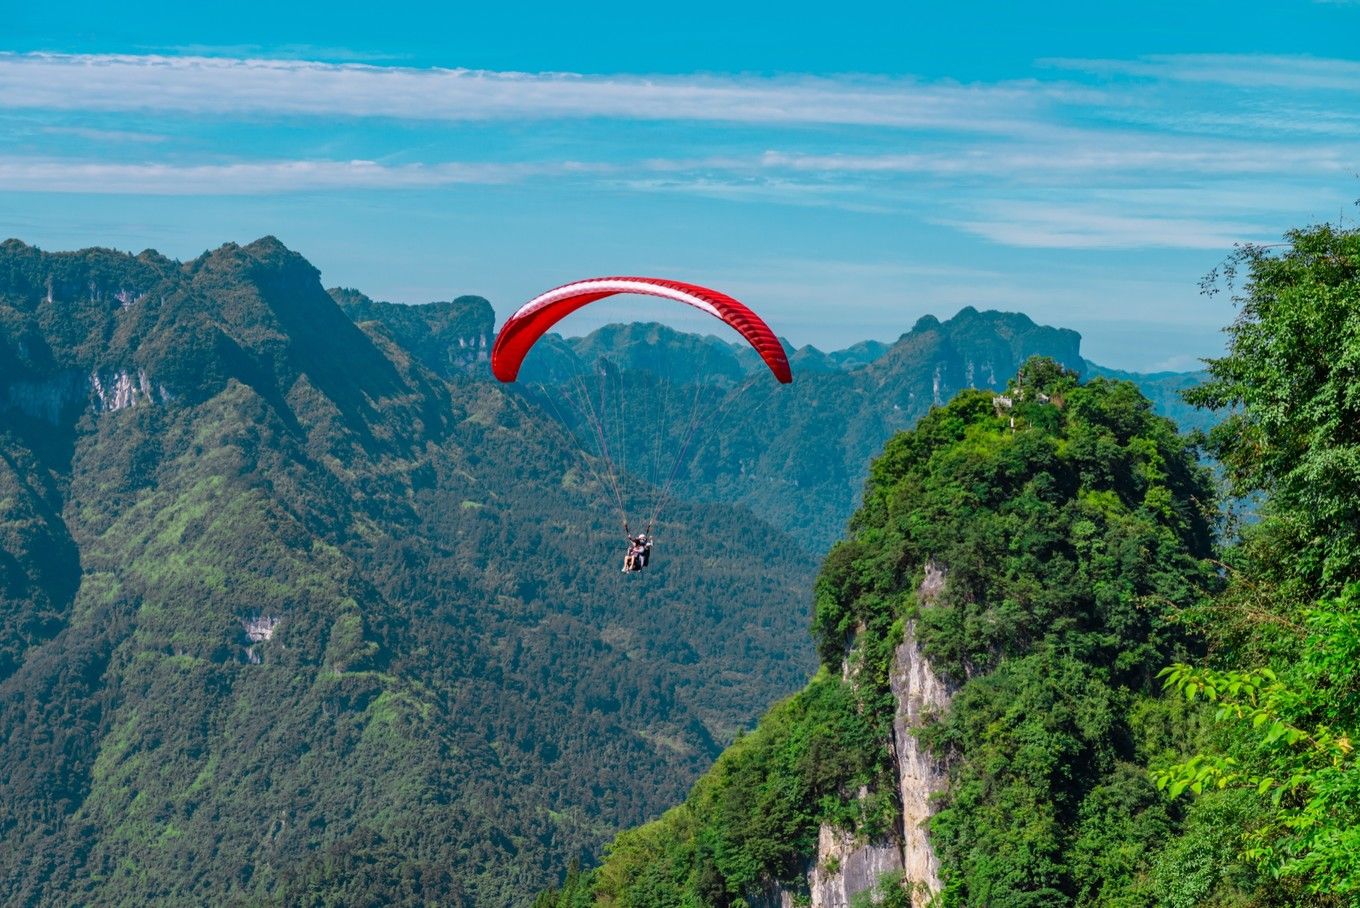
[622,525,653,573]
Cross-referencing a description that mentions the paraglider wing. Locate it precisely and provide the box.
[491,277,792,383]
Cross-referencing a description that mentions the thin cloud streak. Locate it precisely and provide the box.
[1046,53,1360,92]
[760,139,1356,177]
[37,125,168,143]
[0,53,1049,130]
[2,151,1345,235]
[0,157,601,194]
[950,202,1272,249]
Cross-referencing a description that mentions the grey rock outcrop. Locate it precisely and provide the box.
[809,825,904,907]
[2,368,173,421]
[90,369,172,412]
[763,564,955,908]
[241,615,280,643]
[892,564,952,901]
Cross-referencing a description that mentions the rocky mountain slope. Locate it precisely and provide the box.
[0,235,1213,906]
[0,237,817,906]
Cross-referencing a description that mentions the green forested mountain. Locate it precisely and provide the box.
[0,237,817,906]
[327,286,496,379]
[0,234,1222,907]
[538,357,1225,907]
[539,223,1360,908]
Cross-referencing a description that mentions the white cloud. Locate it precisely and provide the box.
[1045,54,1360,92]
[759,138,1356,178]
[0,52,1051,130]
[3,50,1356,257]
[949,201,1271,250]
[0,157,592,194]
[37,126,167,143]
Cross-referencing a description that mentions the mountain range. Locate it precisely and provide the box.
[341,295,1209,555]
[0,236,1208,905]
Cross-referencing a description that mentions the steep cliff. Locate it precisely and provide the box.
[763,570,954,908]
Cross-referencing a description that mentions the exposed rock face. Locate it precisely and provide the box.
[892,647,952,898]
[892,562,953,903]
[2,369,173,421]
[452,332,491,369]
[90,369,172,412]
[763,564,954,908]
[241,616,280,665]
[241,615,280,643]
[808,825,904,908]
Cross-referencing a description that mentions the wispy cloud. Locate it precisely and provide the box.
[3,50,1356,258]
[1045,53,1360,92]
[949,201,1271,249]
[760,138,1356,178]
[0,157,599,194]
[38,125,167,143]
[0,52,1051,130]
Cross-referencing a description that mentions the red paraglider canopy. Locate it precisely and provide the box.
[491,277,792,383]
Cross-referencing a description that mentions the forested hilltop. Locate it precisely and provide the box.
[538,223,1360,907]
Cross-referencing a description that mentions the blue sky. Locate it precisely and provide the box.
[5,1,1360,370]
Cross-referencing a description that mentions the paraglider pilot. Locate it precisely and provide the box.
[623,532,652,573]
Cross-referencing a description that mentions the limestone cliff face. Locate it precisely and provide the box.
[765,565,955,908]
[90,369,173,413]
[891,566,953,900]
[807,825,905,908]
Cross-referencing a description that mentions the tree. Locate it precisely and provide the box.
[1161,223,1360,901]
[1188,224,1360,593]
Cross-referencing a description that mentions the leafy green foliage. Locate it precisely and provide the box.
[1189,224,1360,592]
[1082,362,1214,437]
[1158,587,1360,902]
[1151,223,1360,905]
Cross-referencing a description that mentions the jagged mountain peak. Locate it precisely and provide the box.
[0,240,452,455]
[869,307,1084,391]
